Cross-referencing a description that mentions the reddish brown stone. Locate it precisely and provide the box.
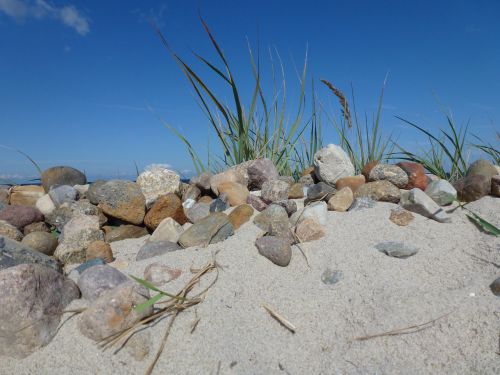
[361,161,379,181]
[397,162,428,190]
[144,193,187,229]
[492,175,500,197]
[86,240,114,263]
[335,175,365,193]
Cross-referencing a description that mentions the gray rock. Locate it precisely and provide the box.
[306,182,336,202]
[77,264,129,301]
[490,277,500,296]
[0,236,61,273]
[182,185,201,202]
[425,180,457,206]
[348,197,377,211]
[271,200,297,217]
[150,217,183,243]
[400,188,451,223]
[255,236,291,267]
[467,159,498,180]
[21,232,58,256]
[254,204,289,231]
[48,185,78,207]
[321,268,343,285]
[186,202,211,223]
[178,212,233,248]
[0,264,79,358]
[190,172,213,191]
[375,241,419,258]
[247,194,268,212]
[136,241,183,261]
[368,164,409,188]
[210,198,229,212]
[41,166,86,192]
[0,186,9,205]
[0,220,23,241]
[313,144,355,185]
[247,158,279,190]
[45,200,105,231]
[261,180,290,203]
[67,258,106,283]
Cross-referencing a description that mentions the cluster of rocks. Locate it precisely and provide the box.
[1,145,499,359]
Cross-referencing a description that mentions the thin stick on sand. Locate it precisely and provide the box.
[262,304,296,333]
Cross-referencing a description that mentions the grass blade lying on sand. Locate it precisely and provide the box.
[263,304,296,333]
[457,202,500,236]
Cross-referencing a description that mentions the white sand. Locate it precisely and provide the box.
[1,197,499,374]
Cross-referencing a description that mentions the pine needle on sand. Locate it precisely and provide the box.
[262,304,296,333]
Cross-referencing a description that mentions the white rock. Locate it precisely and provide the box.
[150,217,183,243]
[136,166,180,209]
[290,201,328,226]
[74,184,89,197]
[182,198,196,210]
[35,194,56,216]
[425,180,457,206]
[400,188,451,223]
[313,144,355,185]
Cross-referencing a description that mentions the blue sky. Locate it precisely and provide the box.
[1,0,499,181]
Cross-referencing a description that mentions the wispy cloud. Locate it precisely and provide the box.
[0,0,90,35]
[131,3,168,27]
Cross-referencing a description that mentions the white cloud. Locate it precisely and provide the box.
[0,0,89,35]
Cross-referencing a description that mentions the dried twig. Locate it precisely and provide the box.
[263,304,296,333]
[321,79,352,128]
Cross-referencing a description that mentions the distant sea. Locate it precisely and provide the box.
[0,174,191,186]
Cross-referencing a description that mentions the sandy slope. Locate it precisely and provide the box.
[1,197,499,375]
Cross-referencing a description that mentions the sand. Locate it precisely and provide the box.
[1,196,499,374]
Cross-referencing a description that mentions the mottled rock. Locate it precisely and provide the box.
[150,217,183,243]
[136,166,180,209]
[86,240,113,263]
[290,201,328,226]
[266,218,294,245]
[104,225,148,243]
[182,185,201,202]
[136,241,182,261]
[490,277,500,296]
[186,202,211,223]
[144,262,181,286]
[23,221,49,235]
[375,241,419,258]
[45,200,105,231]
[389,208,414,226]
[0,220,23,241]
[247,194,268,212]
[217,181,249,206]
[313,144,355,185]
[368,164,409,188]
[144,193,187,229]
[397,162,427,190]
[327,187,354,212]
[400,188,451,223]
[354,180,401,203]
[209,198,229,213]
[298,174,315,187]
[178,212,233,248]
[349,197,377,211]
[247,158,279,190]
[78,264,128,301]
[335,175,365,193]
[229,160,253,187]
[41,166,86,192]
[467,159,497,180]
[254,205,289,231]
[228,204,254,230]
[261,180,289,203]
[255,236,291,267]
[48,185,78,207]
[453,175,491,202]
[35,194,56,216]
[0,264,79,358]
[190,172,213,191]
[321,268,343,285]
[0,204,43,230]
[78,282,153,341]
[210,170,240,195]
[9,185,44,206]
[295,217,325,242]
[492,175,500,197]
[288,183,305,199]
[307,182,335,202]
[425,180,457,206]
[271,200,297,217]
[0,235,60,272]
[21,232,58,256]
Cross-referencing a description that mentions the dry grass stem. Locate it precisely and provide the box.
[262,304,296,333]
[321,79,352,128]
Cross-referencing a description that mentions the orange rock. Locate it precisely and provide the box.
[397,162,428,190]
[217,181,249,206]
[361,161,378,181]
[144,193,187,229]
[198,195,213,204]
[335,175,365,192]
[86,240,114,263]
[228,204,254,230]
[301,166,315,177]
[9,185,44,206]
[295,218,325,242]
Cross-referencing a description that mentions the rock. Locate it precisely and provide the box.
[36,194,56,216]
[0,220,23,241]
[368,164,409,188]
[301,166,316,177]
[397,162,427,190]
[178,212,233,248]
[136,166,180,209]
[467,159,497,180]
[288,183,305,199]
[21,232,58,256]
[453,175,491,202]
[254,205,289,231]
[349,197,377,211]
[54,215,104,264]
[0,186,9,204]
[48,185,78,207]
[229,160,253,187]
[144,262,181,286]
[271,200,297,217]
[247,194,268,212]
[255,236,291,267]
[41,166,86,192]
[424,180,457,206]
[354,180,401,203]
[67,258,106,283]
[86,180,107,204]
[495,166,500,175]
[0,264,79,358]
[77,264,128,301]
[186,202,211,223]
[190,172,213,191]
[144,193,187,229]
[73,184,89,198]
[327,187,354,212]
[86,240,113,263]
[261,180,289,203]
[104,225,148,243]
[490,277,500,296]
[361,160,378,180]
[198,195,213,204]
[0,204,43,230]
[307,182,336,202]
[91,180,146,225]
[375,241,419,259]
[0,235,60,272]
[321,268,343,285]
[266,217,294,244]
[9,185,44,206]
[23,221,49,235]
[492,175,500,197]
[299,174,315,187]
[247,158,279,190]
[335,175,365,193]
[295,218,325,242]
[136,241,182,261]
[209,198,229,213]
[78,282,153,341]
[290,201,328,226]
[313,144,355,185]
[228,204,254,230]
[45,200,106,231]
[217,182,249,206]
[278,176,295,185]
[182,185,201,202]
[389,208,414,226]
[150,217,183,243]
[400,188,451,223]
[182,198,196,211]
[210,170,240,195]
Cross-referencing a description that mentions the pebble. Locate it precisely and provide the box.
[136,241,183,261]
[288,183,305,199]
[453,175,491,202]
[261,180,290,203]
[307,182,336,202]
[35,194,56,216]
[389,208,414,226]
[492,175,500,197]
[290,201,328,226]
[136,165,180,209]
[144,193,187,229]
[210,198,229,213]
[0,220,23,241]
[335,175,365,193]
[0,204,44,230]
[247,158,279,190]
[144,262,181,285]
[361,160,378,180]
[327,187,354,212]
[178,212,233,248]
[104,225,148,243]
[186,202,211,223]
[467,159,497,180]
[489,277,500,296]
[368,164,409,188]
[67,258,106,283]
[210,170,240,195]
[400,188,451,223]
[375,241,419,258]
[397,162,428,190]
[321,268,343,285]
[228,204,254,230]
[182,185,201,202]
[354,180,401,203]
[23,221,50,235]
[425,180,457,206]
[271,200,297,217]
[254,205,289,231]
[21,231,58,256]
[348,197,377,211]
[313,144,355,185]
[41,166,86,192]
[86,240,113,263]
[48,185,78,207]
[217,181,249,206]
[295,217,325,242]
[150,217,184,243]
[77,264,129,301]
[190,172,213,192]
[255,236,292,267]
[9,185,44,206]
[247,194,268,211]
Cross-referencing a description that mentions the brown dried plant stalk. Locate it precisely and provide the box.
[321,79,352,128]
